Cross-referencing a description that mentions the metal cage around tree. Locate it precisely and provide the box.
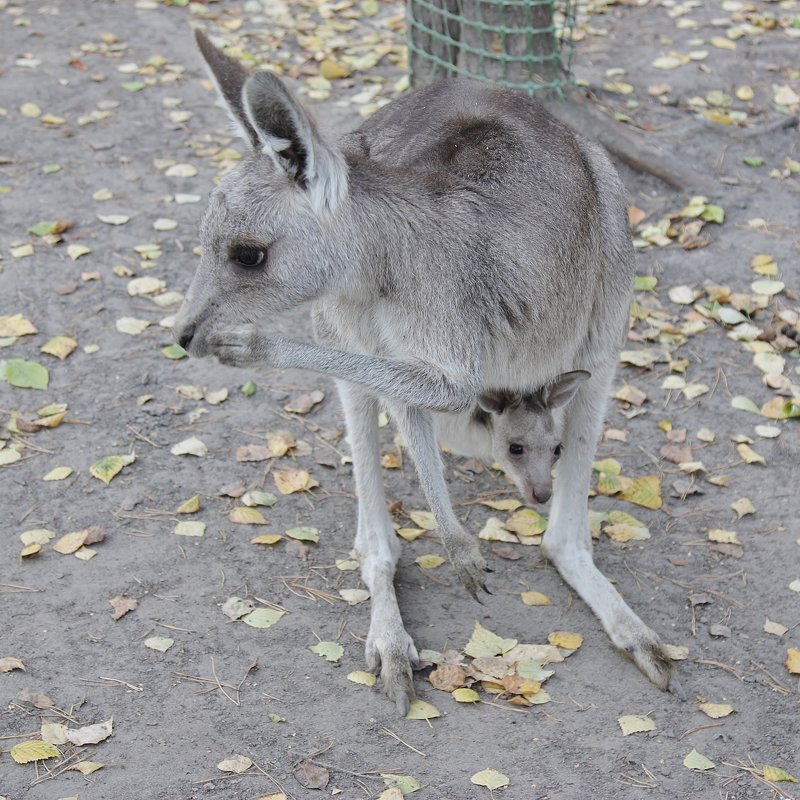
[406,0,577,96]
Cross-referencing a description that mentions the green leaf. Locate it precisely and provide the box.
[381,773,422,794]
[731,395,760,414]
[285,526,319,543]
[241,380,256,396]
[700,204,725,224]
[161,344,187,360]
[309,641,343,662]
[634,276,658,291]
[471,769,510,790]
[618,714,656,735]
[0,358,49,389]
[684,749,715,771]
[241,608,284,628]
[763,765,798,783]
[742,155,764,167]
[405,699,441,720]
[121,81,146,92]
[90,454,135,485]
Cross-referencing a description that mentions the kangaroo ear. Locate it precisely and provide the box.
[242,71,348,213]
[477,389,519,415]
[546,370,591,409]
[194,29,258,147]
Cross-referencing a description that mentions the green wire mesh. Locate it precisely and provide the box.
[407,0,576,96]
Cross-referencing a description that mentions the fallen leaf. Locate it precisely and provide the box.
[69,760,104,775]
[274,469,318,494]
[408,510,437,530]
[0,314,37,338]
[174,521,205,537]
[548,631,583,650]
[618,714,656,735]
[0,358,49,389]
[221,596,254,620]
[479,517,518,542]
[10,740,60,764]
[786,648,800,675]
[294,760,330,790]
[53,529,89,554]
[699,703,733,719]
[348,670,377,686]
[464,621,517,658]
[110,595,138,620]
[286,526,319,543]
[218,754,253,774]
[731,497,755,518]
[229,507,269,525]
[471,769,510,790]
[65,717,113,746]
[251,534,282,545]
[90,453,135,484]
[405,699,441,720]
[144,636,174,652]
[763,765,798,783]
[309,641,343,662]
[737,443,765,465]
[764,618,788,637]
[43,466,73,481]
[416,554,445,569]
[339,588,369,605]
[684,749,715,771]
[41,721,68,744]
[521,591,551,606]
[0,657,26,673]
[620,475,662,509]
[171,436,207,457]
[453,687,480,703]
[242,608,284,629]
[116,317,151,335]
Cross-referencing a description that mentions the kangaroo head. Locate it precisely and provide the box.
[174,31,348,356]
[477,370,590,505]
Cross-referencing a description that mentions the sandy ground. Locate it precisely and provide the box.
[1,1,799,799]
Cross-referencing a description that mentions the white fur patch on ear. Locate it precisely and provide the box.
[306,145,348,215]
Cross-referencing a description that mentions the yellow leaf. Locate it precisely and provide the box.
[251,534,282,545]
[69,760,104,775]
[786,648,800,675]
[339,588,369,605]
[620,475,662,509]
[731,497,755,518]
[452,687,480,703]
[504,508,547,536]
[480,498,523,511]
[408,510,437,530]
[618,714,656,735]
[144,636,174,652]
[273,468,317,494]
[20,543,41,557]
[464,621,517,658]
[708,529,740,545]
[40,336,77,360]
[548,631,583,650]
[10,740,60,763]
[397,527,426,541]
[43,466,72,481]
[699,703,733,719]
[470,769,510,789]
[521,591,551,606]
[67,243,91,261]
[405,699,441,720]
[479,517,518,542]
[229,507,268,525]
[0,313,37,337]
[415,554,445,569]
[711,35,736,49]
[242,608,284,628]
[736,443,765,464]
[176,494,201,514]
[53,529,89,554]
[763,765,798,783]
[347,670,377,687]
[319,58,349,80]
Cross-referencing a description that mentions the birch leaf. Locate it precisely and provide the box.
[405,699,441,720]
[65,717,113,745]
[309,641,343,662]
[144,636,174,652]
[618,714,656,735]
[11,740,60,763]
[90,453,135,484]
[684,749,715,771]
[471,769,510,790]
[242,608,284,629]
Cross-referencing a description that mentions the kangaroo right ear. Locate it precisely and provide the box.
[194,29,259,147]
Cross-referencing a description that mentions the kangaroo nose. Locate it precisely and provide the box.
[176,323,195,350]
[530,487,552,504]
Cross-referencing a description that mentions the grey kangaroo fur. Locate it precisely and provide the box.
[174,29,682,714]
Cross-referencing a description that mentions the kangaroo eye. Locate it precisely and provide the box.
[233,247,265,268]
[554,444,562,457]
[509,443,524,456]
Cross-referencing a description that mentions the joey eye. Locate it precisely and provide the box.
[553,444,563,458]
[509,443,524,456]
[232,246,265,268]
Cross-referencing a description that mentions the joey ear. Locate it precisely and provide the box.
[477,389,519,415]
[242,71,348,213]
[194,28,258,147]
[546,370,591,409]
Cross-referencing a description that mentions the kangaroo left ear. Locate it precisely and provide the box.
[477,389,521,415]
[546,370,591,409]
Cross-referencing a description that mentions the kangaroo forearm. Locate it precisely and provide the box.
[267,336,476,412]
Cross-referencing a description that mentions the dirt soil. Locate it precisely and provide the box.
[1,1,799,799]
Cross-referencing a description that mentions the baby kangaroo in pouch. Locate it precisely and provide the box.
[174,29,683,713]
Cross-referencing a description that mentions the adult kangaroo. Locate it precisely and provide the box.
[174,30,680,714]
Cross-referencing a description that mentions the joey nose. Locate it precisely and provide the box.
[530,487,552,505]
